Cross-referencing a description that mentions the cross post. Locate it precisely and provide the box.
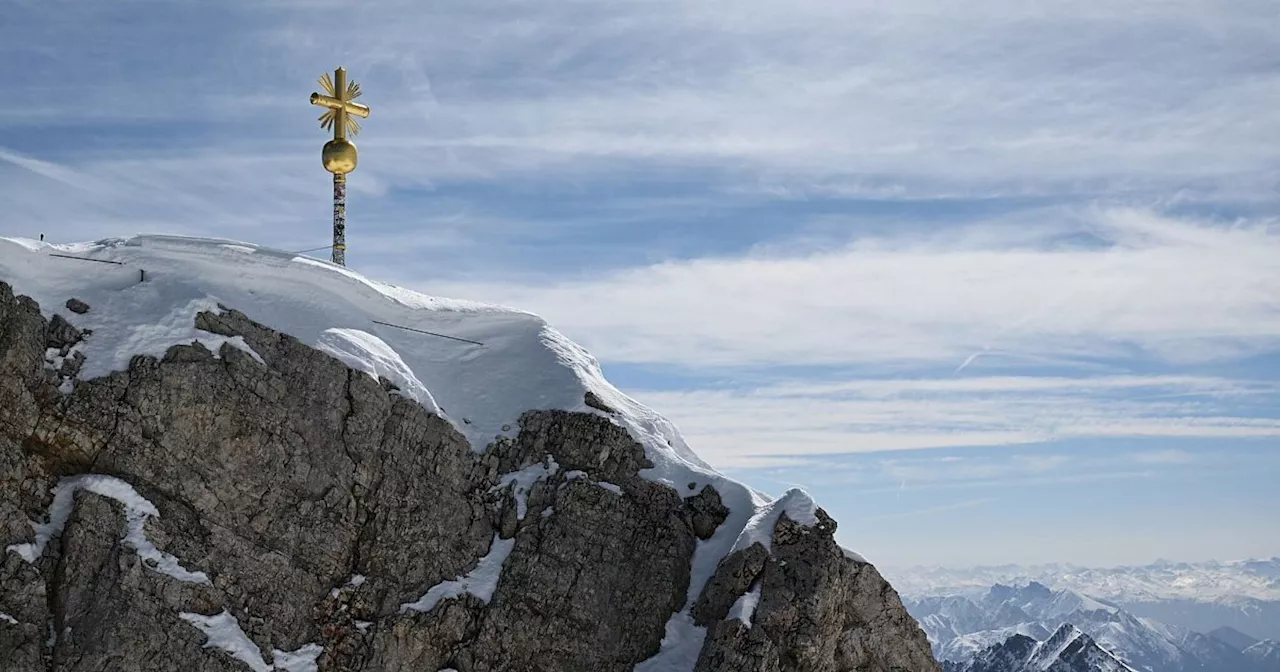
[310,67,371,266]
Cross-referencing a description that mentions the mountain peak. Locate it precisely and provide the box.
[960,624,1135,672]
[989,583,1017,598]
[0,237,943,672]
[1029,622,1087,665]
[1208,625,1259,651]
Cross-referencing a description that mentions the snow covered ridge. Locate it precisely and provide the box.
[1025,625,1131,672]
[0,234,855,669]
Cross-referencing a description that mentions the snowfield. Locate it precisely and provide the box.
[0,233,840,671]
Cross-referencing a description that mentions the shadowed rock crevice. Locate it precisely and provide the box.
[0,282,937,672]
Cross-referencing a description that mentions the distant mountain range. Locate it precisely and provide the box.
[903,580,1280,672]
[887,557,1280,641]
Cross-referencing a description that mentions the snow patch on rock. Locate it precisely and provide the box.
[6,474,210,585]
[401,533,516,614]
[43,342,84,371]
[595,481,624,496]
[272,644,324,672]
[180,611,322,672]
[328,573,368,598]
[494,457,559,520]
[634,611,705,672]
[205,334,265,364]
[728,583,763,628]
[561,470,623,496]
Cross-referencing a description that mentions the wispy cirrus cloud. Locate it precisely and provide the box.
[428,208,1280,370]
[629,374,1280,467]
[4,0,1278,233]
[272,0,1279,220]
[745,445,1235,494]
[859,497,999,522]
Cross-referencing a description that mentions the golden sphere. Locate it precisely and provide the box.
[322,139,358,174]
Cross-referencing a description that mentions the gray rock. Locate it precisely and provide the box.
[65,298,90,315]
[48,492,231,671]
[58,349,86,379]
[584,390,617,414]
[695,513,940,672]
[693,543,769,626]
[46,314,83,352]
[685,484,730,541]
[0,282,938,672]
[0,553,46,672]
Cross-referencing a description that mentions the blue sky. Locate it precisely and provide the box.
[2,0,1278,568]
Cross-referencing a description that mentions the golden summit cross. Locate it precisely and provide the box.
[310,67,371,266]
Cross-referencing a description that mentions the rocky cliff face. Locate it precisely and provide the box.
[0,280,938,672]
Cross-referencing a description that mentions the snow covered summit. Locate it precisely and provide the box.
[0,234,709,484]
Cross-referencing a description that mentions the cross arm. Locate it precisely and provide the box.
[310,93,371,118]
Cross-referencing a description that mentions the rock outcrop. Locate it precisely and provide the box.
[0,281,938,672]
